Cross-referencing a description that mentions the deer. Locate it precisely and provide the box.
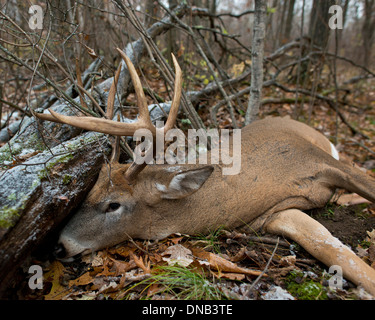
[34,48,375,296]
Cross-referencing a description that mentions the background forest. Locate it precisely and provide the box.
[0,0,374,300]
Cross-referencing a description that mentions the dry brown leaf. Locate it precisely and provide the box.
[109,257,137,276]
[368,246,375,269]
[171,236,184,245]
[212,271,245,281]
[68,271,94,287]
[95,254,116,277]
[231,247,247,262]
[131,253,151,273]
[280,255,296,267]
[367,229,375,243]
[81,252,104,266]
[44,261,71,300]
[161,244,194,267]
[98,281,119,294]
[147,283,162,297]
[192,247,263,277]
[108,245,136,258]
[356,245,368,258]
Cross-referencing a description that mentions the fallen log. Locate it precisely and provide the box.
[0,132,110,297]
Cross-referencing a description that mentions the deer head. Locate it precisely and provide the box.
[35,49,214,259]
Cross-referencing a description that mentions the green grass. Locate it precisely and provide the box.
[123,265,228,300]
[192,226,226,253]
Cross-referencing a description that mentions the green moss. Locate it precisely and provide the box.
[0,145,15,165]
[286,271,328,300]
[38,153,74,180]
[0,205,21,229]
[0,134,46,169]
[62,174,72,185]
[7,193,17,201]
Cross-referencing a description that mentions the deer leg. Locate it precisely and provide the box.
[264,209,375,296]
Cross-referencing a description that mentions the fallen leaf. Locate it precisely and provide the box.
[44,261,70,300]
[231,247,247,262]
[367,229,375,243]
[280,255,296,267]
[147,283,162,297]
[108,245,136,258]
[131,253,151,273]
[109,257,137,276]
[69,271,93,287]
[161,244,194,267]
[82,251,104,267]
[98,281,118,294]
[212,271,245,281]
[356,245,368,258]
[171,236,184,245]
[192,247,263,277]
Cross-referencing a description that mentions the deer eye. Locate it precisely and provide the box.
[106,202,121,212]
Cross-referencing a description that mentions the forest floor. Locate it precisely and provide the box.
[16,202,375,300]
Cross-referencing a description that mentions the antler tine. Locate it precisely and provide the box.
[106,63,122,120]
[116,48,154,133]
[33,50,154,136]
[164,53,182,132]
[33,49,183,184]
[122,53,182,184]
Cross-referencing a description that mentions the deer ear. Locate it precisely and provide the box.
[157,166,214,200]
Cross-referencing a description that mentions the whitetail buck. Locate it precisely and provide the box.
[35,48,375,296]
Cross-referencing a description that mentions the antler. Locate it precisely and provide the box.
[34,48,182,183]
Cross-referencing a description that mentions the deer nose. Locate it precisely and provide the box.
[53,243,67,260]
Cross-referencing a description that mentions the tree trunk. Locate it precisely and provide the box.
[166,0,178,64]
[308,0,334,49]
[276,0,288,48]
[245,0,267,125]
[297,0,334,86]
[362,0,375,67]
[284,0,296,41]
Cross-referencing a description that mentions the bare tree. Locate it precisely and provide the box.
[309,0,335,48]
[284,0,296,41]
[362,0,375,67]
[245,0,267,124]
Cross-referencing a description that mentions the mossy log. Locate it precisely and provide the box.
[0,132,110,297]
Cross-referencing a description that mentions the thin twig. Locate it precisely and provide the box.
[246,237,279,296]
